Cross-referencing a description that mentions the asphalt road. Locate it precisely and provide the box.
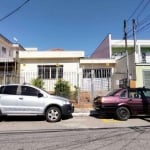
[0,116,150,150]
[0,115,150,132]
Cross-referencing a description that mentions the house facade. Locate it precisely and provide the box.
[2,33,150,102]
[91,34,150,88]
[19,48,116,100]
[0,34,25,84]
[19,48,84,92]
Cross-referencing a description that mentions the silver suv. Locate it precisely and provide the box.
[0,84,74,122]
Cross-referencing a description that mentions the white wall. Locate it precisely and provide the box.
[20,61,80,91]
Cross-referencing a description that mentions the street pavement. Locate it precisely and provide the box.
[0,107,149,133]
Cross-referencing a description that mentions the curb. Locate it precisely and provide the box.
[72,110,99,117]
[72,112,90,117]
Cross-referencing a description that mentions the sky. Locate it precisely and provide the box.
[0,0,150,57]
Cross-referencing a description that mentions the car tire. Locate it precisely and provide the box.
[116,106,130,121]
[45,107,61,122]
[0,110,2,122]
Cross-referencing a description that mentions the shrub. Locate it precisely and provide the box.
[31,77,44,89]
[54,79,71,98]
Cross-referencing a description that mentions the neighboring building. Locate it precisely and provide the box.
[2,32,150,98]
[0,34,116,102]
[0,34,25,84]
[19,48,85,92]
[19,48,116,100]
[79,58,116,98]
[91,34,150,88]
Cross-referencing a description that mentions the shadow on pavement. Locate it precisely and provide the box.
[0,116,45,122]
[0,115,72,122]
[90,110,150,122]
[89,110,114,119]
[134,116,150,122]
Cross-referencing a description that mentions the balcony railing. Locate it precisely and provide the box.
[0,57,14,62]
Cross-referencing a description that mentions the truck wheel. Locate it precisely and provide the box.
[45,107,61,122]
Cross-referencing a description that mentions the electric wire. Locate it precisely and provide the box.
[0,0,30,22]
[126,0,150,38]
[136,0,150,21]
[127,0,145,22]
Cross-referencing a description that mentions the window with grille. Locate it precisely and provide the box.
[83,68,111,78]
[143,70,150,88]
[38,65,63,79]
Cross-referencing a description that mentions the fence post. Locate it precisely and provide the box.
[91,69,94,102]
[77,72,80,104]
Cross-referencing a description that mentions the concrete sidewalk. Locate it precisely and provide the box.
[72,108,98,116]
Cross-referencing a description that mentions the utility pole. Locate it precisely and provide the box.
[124,20,129,87]
[133,19,137,53]
[132,19,137,83]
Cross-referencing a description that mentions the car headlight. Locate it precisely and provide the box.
[65,100,71,104]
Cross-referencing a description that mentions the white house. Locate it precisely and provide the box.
[19,48,85,92]
[19,47,116,101]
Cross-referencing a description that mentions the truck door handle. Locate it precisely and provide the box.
[19,97,23,100]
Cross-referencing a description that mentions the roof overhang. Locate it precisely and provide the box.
[19,51,85,59]
[80,58,116,64]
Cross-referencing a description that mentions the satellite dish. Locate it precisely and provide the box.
[13,37,18,43]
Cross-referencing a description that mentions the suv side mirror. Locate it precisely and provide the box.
[38,93,43,98]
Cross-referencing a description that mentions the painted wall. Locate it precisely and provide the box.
[136,65,150,87]
[91,34,110,58]
[20,59,80,91]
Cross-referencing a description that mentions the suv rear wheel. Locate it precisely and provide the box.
[45,107,61,122]
[116,106,130,121]
[0,110,2,121]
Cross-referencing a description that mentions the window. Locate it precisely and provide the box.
[143,71,150,88]
[95,68,111,78]
[83,68,111,78]
[9,50,12,57]
[143,89,150,97]
[83,69,91,78]
[38,65,63,79]
[142,52,146,63]
[2,47,6,57]
[21,86,39,96]
[0,85,18,95]
[129,89,142,99]
[120,90,128,98]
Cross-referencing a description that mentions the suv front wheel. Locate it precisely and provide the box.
[45,107,62,122]
[116,106,130,121]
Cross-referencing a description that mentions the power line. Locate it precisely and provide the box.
[0,0,30,22]
[137,21,150,33]
[127,0,145,22]
[136,0,150,20]
[126,0,150,38]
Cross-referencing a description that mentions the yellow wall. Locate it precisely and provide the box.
[136,66,150,87]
